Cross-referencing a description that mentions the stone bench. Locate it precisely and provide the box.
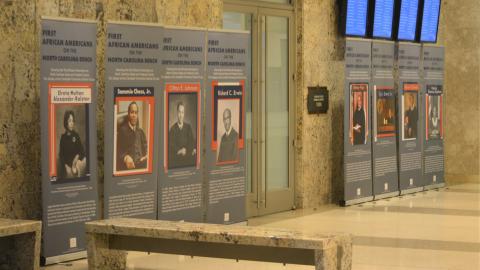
[86,218,352,270]
[0,218,42,270]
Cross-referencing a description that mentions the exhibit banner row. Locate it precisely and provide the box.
[343,38,444,206]
[40,18,249,264]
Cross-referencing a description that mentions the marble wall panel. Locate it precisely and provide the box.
[442,0,480,181]
[0,0,41,219]
[295,0,345,208]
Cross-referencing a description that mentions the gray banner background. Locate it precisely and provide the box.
[397,43,423,193]
[158,27,205,222]
[422,45,445,188]
[343,39,373,205]
[40,18,99,260]
[371,41,399,198]
[104,22,161,219]
[206,30,249,224]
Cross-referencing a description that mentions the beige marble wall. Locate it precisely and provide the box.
[0,0,41,219]
[294,0,345,208]
[442,0,480,183]
[0,0,222,220]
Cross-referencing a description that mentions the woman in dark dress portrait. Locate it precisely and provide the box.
[58,110,87,179]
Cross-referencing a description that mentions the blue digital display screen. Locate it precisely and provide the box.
[398,0,419,40]
[345,0,369,36]
[420,0,441,42]
[373,0,395,38]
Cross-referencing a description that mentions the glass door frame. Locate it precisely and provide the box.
[224,1,296,218]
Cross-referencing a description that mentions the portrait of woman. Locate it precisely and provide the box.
[58,110,87,179]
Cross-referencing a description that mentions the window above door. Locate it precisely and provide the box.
[224,0,294,11]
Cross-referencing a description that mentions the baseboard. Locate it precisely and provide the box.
[43,251,86,266]
[445,174,480,184]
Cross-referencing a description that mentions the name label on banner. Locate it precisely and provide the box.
[51,87,92,103]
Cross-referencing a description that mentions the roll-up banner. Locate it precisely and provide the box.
[104,22,162,219]
[421,45,445,190]
[40,17,99,264]
[371,41,399,200]
[206,30,249,223]
[342,38,374,206]
[158,26,206,222]
[397,43,424,194]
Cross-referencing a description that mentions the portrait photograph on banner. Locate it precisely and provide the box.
[211,82,244,165]
[374,86,396,140]
[48,83,92,182]
[164,83,200,171]
[402,83,419,141]
[426,86,443,140]
[113,87,154,176]
[349,83,369,146]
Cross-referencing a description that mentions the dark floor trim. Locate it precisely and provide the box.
[354,236,480,253]
[444,188,480,194]
[361,205,480,217]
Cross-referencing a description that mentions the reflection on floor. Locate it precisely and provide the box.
[43,182,480,270]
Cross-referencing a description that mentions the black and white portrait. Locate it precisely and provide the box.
[216,99,240,163]
[167,92,198,169]
[55,105,89,180]
[427,95,442,140]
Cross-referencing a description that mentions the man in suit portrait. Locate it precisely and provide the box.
[404,93,418,139]
[353,94,366,145]
[168,101,196,169]
[117,101,148,171]
[217,108,238,163]
[428,96,440,139]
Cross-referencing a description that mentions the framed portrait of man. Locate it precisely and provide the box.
[113,87,154,176]
[426,86,443,140]
[402,83,419,141]
[216,99,240,164]
[48,83,92,182]
[164,83,200,171]
[211,82,244,165]
[349,83,369,146]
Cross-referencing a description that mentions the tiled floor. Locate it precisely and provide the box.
[44,182,480,270]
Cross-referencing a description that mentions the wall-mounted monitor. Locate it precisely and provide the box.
[396,0,420,41]
[419,0,441,43]
[342,0,370,37]
[372,0,396,39]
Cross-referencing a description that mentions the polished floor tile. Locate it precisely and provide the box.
[42,183,480,270]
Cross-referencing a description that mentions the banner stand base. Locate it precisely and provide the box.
[43,251,87,266]
[424,183,445,191]
[341,196,374,207]
[230,221,247,226]
[399,187,424,195]
[374,191,400,201]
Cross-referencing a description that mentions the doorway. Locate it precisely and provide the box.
[223,1,296,218]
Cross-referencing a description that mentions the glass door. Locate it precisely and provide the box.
[257,8,294,216]
[223,4,295,218]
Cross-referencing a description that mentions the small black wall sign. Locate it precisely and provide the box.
[307,86,329,114]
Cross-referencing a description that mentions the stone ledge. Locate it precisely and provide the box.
[86,218,351,250]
